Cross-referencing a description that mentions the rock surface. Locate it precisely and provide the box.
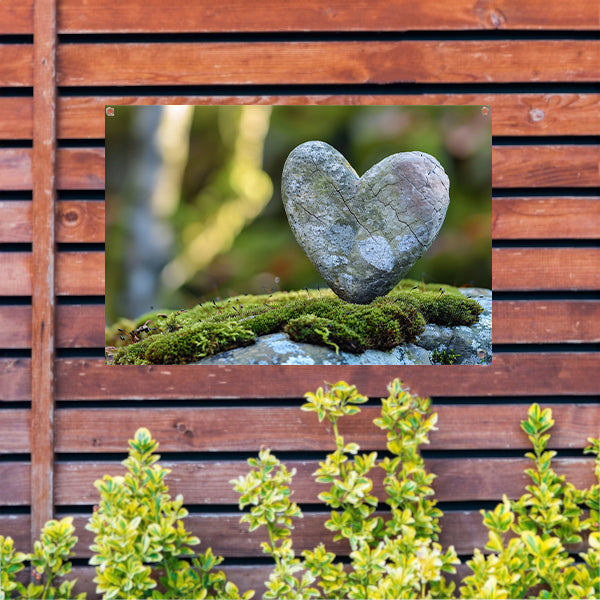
[194,288,492,366]
[281,141,450,304]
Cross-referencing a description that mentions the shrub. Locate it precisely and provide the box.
[0,381,597,599]
[233,380,599,599]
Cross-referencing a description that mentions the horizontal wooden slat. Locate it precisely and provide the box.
[4,299,597,350]
[50,354,600,401]
[0,252,104,295]
[0,201,32,242]
[0,462,30,505]
[0,149,32,190]
[24,93,581,137]
[3,197,596,245]
[53,457,595,506]
[4,0,598,35]
[494,300,600,343]
[3,248,597,297]
[493,145,600,188]
[57,41,599,86]
[0,410,30,453]
[493,247,600,291]
[0,304,105,349]
[0,45,33,86]
[56,200,105,242]
[5,354,598,402]
[55,0,599,33]
[0,98,32,139]
[2,145,596,191]
[493,197,600,239]
[54,404,599,453]
[0,200,105,242]
[56,148,105,190]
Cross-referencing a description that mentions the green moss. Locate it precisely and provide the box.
[107,280,484,365]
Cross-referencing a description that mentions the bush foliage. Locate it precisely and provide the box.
[0,380,598,599]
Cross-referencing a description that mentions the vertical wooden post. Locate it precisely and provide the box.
[31,0,57,546]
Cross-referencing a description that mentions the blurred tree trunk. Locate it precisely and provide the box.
[122,106,193,318]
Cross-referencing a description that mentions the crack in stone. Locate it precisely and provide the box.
[364,178,426,248]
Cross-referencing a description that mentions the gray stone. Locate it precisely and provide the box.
[193,287,492,366]
[281,141,450,304]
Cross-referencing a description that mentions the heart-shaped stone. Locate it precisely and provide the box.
[281,141,450,304]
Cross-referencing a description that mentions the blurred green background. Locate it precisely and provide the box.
[105,105,491,323]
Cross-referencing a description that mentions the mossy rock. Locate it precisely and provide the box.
[106,280,483,365]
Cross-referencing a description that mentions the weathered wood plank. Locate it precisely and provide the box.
[0,45,33,86]
[493,248,600,291]
[5,0,598,35]
[51,354,600,401]
[57,41,599,86]
[56,200,105,242]
[0,201,32,242]
[493,300,600,343]
[493,145,600,188]
[2,197,596,245]
[0,305,105,349]
[31,0,58,544]
[0,410,30,453]
[3,300,597,349]
[55,0,599,33]
[0,462,30,505]
[0,200,105,243]
[0,252,104,296]
[54,404,599,453]
[53,457,596,506]
[0,98,32,139]
[493,197,600,239]
[3,145,597,191]
[0,359,31,401]
[0,149,32,190]
[5,248,598,297]
[53,93,600,138]
[56,148,105,190]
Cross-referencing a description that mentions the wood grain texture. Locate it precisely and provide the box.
[54,93,600,138]
[31,0,58,544]
[0,252,104,296]
[55,0,599,33]
[52,457,595,506]
[493,145,600,188]
[3,300,597,349]
[0,45,33,86]
[0,149,32,190]
[0,98,32,139]
[0,305,105,349]
[0,201,32,242]
[54,404,599,453]
[56,200,105,242]
[57,41,599,86]
[493,248,600,291]
[493,301,600,343]
[3,146,596,191]
[0,410,30,453]
[0,462,30,505]
[493,197,600,239]
[1,197,596,245]
[50,354,600,402]
[0,200,105,243]
[0,0,33,34]
[0,359,31,401]
[3,248,597,297]
[56,148,105,190]
[4,0,598,34]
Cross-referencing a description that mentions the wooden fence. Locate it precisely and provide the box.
[0,1,598,596]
